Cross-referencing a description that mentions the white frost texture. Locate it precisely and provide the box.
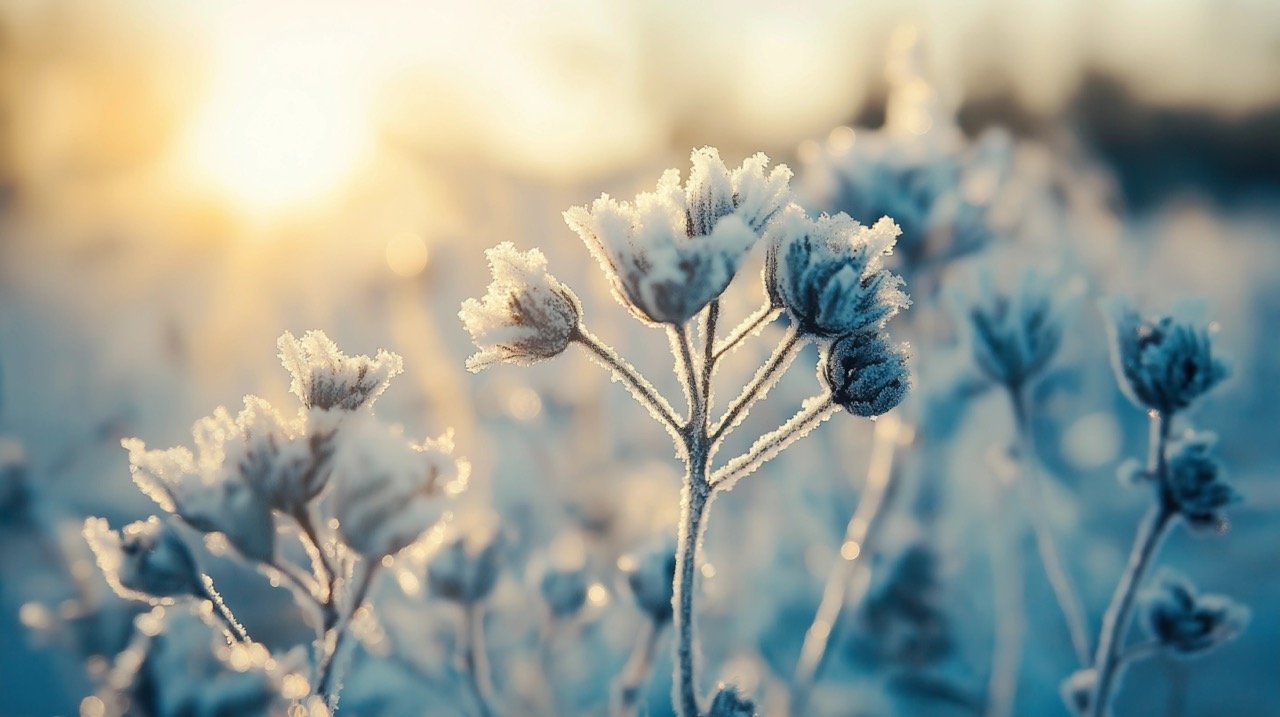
[278,330,404,411]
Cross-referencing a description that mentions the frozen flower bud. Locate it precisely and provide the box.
[532,532,589,618]
[765,208,909,338]
[1161,432,1240,532]
[820,333,910,417]
[84,516,201,603]
[1102,298,1229,415]
[621,538,676,623]
[329,415,468,560]
[564,148,791,326]
[426,513,504,604]
[1139,570,1249,657]
[459,242,582,373]
[708,684,756,717]
[1060,668,1096,716]
[278,330,403,411]
[124,428,276,564]
[958,269,1072,389]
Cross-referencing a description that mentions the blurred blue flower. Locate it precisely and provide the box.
[956,269,1074,390]
[820,332,911,417]
[1162,431,1241,531]
[1139,570,1249,657]
[622,538,677,623]
[1102,298,1229,414]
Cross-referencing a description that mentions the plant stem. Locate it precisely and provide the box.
[712,304,780,362]
[199,574,249,644]
[985,469,1025,717]
[612,618,665,717]
[701,301,719,415]
[319,563,378,710]
[673,468,711,717]
[710,396,838,490]
[1010,387,1092,666]
[711,326,803,445]
[574,326,682,434]
[461,603,500,717]
[1088,411,1174,717]
[791,413,903,714]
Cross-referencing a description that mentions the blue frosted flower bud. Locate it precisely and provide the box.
[1102,298,1229,415]
[820,333,910,417]
[1161,432,1240,532]
[958,269,1070,389]
[621,538,676,623]
[764,208,909,338]
[84,516,201,603]
[532,532,590,619]
[708,684,756,717]
[426,515,504,605]
[1139,570,1249,657]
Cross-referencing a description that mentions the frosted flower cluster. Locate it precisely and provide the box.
[563,148,791,325]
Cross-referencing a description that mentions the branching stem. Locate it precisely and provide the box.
[711,326,804,445]
[574,327,682,435]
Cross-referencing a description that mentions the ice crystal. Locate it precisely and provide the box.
[564,148,791,325]
[764,208,908,338]
[460,242,582,372]
[1102,298,1229,415]
[1138,570,1249,657]
[329,415,468,560]
[278,330,403,411]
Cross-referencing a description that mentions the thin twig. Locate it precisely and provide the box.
[574,326,682,434]
[461,603,500,717]
[710,326,804,445]
[711,303,780,362]
[710,395,838,490]
[199,574,249,644]
[701,301,719,419]
[319,563,379,711]
[985,465,1025,717]
[791,413,903,713]
[612,618,665,717]
[671,324,701,426]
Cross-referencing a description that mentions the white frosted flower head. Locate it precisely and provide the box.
[277,330,403,411]
[460,242,582,373]
[84,516,201,604]
[222,396,333,515]
[329,414,469,560]
[564,147,792,326]
[765,208,909,338]
[123,422,276,564]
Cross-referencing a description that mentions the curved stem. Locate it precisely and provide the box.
[461,603,500,717]
[710,396,838,491]
[574,327,682,435]
[710,327,804,445]
[711,303,780,362]
[791,413,902,713]
[612,618,665,717]
[1010,388,1092,666]
[986,473,1025,717]
[1089,411,1174,717]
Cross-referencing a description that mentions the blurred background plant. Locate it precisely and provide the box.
[1,1,1278,716]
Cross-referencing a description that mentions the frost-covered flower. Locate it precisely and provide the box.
[958,269,1072,389]
[1161,432,1240,531]
[460,242,582,372]
[426,513,504,604]
[764,209,909,338]
[123,429,276,564]
[278,330,403,411]
[329,415,468,560]
[531,534,590,618]
[564,147,792,325]
[820,333,910,417]
[621,538,677,623]
[1102,298,1229,415]
[1139,570,1249,657]
[708,684,756,717]
[84,516,201,603]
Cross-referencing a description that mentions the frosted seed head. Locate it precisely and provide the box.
[766,209,909,338]
[277,330,403,411]
[426,512,504,604]
[459,242,582,373]
[708,684,756,717]
[1162,431,1240,532]
[1101,298,1230,415]
[84,516,201,604]
[621,538,676,622]
[1139,570,1250,657]
[329,415,467,561]
[821,333,911,417]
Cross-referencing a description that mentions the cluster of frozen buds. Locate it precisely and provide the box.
[85,330,469,712]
